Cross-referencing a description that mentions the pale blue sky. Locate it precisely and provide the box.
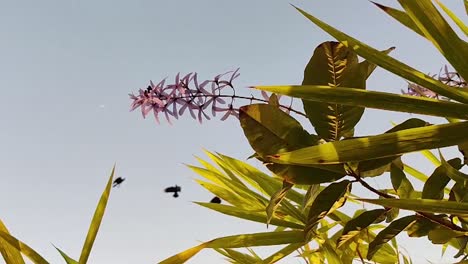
[0,0,465,263]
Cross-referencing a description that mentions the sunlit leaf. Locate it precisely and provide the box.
[262,243,304,264]
[406,217,438,238]
[397,0,468,80]
[266,121,468,165]
[428,227,464,244]
[253,85,468,119]
[78,166,115,264]
[0,219,25,264]
[360,198,468,216]
[53,246,78,264]
[291,5,468,103]
[266,181,294,226]
[439,152,468,183]
[306,180,351,238]
[371,2,424,37]
[196,202,304,229]
[239,104,345,183]
[367,215,417,260]
[322,240,341,264]
[359,46,395,79]
[0,231,49,264]
[302,184,320,212]
[159,231,305,264]
[337,209,386,248]
[356,118,427,177]
[422,158,462,199]
[390,163,415,199]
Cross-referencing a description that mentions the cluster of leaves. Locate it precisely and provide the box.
[159,151,408,263]
[0,167,116,264]
[161,0,468,263]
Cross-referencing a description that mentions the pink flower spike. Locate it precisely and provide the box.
[153,108,161,124]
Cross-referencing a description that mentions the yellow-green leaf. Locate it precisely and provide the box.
[390,163,415,199]
[0,219,25,264]
[306,180,351,237]
[239,103,345,184]
[302,41,366,141]
[428,227,464,244]
[337,209,387,248]
[360,198,468,216]
[159,231,305,264]
[0,231,48,264]
[266,181,294,227]
[195,202,304,229]
[262,243,304,264]
[265,121,468,165]
[398,0,468,80]
[371,2,424,37]
[292,5,468,103]
[422,159,461,199]
[367,215,417,260]
[435,0,468,37]
[253,85,468,119]
[78,166,115,264]
[53,246,78,264]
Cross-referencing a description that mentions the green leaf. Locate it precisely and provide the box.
[403,163,430,183]
[215,248,260,264]
[428,227,464,244]
[266,181,294,226]
[420,149,441,166]
[195,179,258,209]
[291,5,468,103]
[0,219,25,264]
[262,243,304,264]
[359,46,395,79]
[390,163,415,198]
[422,158,462,199]
[406,217,438,237]
[397,0,468,80]
[337,209,387,248]
[253,85,468,119]
[195,202,304,229]
[215,152,304,205]
[53,246,78,264]
[239,104,345,184]
[459,141,468,165]
[302,184,320,212]
[435,0,468,37]
[440,152,468,183]
[78,166,115,264]
[159,231,305,264]
[322,241,342,264]
[367,215,417,260]
[306,180,351,237]
[354,117,428,178]
[265,121,468,165]
[302,41,366,141]
[0,231,49,264]
[360,198,468,216]
[371,2,425,37]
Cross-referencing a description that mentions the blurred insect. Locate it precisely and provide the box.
[113,177,125,188]
[164,185,181,198]
[210,196,221,204]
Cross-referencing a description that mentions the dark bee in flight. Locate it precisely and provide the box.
[164,185,181,198]
[113,177,125,188]
[210,196,221,204]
